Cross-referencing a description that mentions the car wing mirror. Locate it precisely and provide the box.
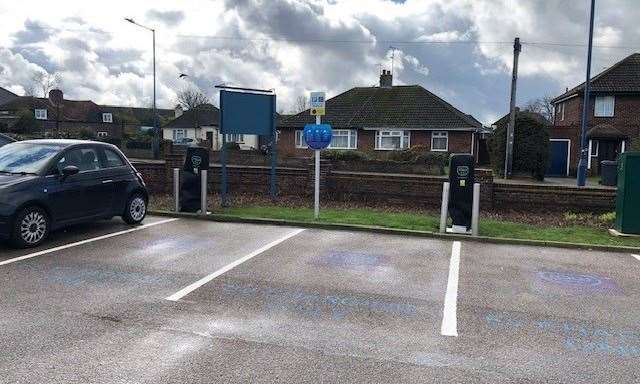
[61,165,79,180]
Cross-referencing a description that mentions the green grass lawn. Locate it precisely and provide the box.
[213,206,640,249]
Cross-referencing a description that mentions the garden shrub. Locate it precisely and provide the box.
[630,138,640,152]
[489,114,550,180]
[321,150,371,161]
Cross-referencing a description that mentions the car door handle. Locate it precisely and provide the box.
[102,179,114,184]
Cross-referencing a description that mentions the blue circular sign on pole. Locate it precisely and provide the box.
[303,123,332,150]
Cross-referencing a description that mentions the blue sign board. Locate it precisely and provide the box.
[304,124,333,150]
[219,90,275,136]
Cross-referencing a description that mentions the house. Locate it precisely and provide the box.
[550,52,640,176]
[277,70,483,158]
[162,103,259,150]
[0,89,175,139]
[0,86,18,105]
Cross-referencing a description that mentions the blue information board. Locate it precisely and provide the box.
[220,90,275,135]
[303,124,333,150]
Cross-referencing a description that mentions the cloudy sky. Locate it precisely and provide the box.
[0,0,638,124]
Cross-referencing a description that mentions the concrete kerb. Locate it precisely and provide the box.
[148,210,640,254]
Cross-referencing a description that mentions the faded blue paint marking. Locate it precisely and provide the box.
[222,281,417,320]
[485,311,640,358]
[536,270,621,294]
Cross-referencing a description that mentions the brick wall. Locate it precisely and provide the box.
[132,155,615,213]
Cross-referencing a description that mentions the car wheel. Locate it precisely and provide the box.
[11,206,50,248]
[123,193,147,225]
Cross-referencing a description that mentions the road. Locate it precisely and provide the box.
[1,216,638,383]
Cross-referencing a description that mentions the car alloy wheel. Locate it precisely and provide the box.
[129,196,146,222]
[20,211,47,245]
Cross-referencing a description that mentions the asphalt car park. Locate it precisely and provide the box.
[1,216,639,383]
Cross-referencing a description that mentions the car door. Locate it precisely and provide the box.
[98,146,132,214]
[45,146,113,222]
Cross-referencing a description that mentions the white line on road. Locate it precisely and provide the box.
[441,241,461,337]
[0,218,179,267]
[632,254,640,262]
[165,228,306,302]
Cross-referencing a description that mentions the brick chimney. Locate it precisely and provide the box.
[380,69,393,87]
[49,89,63,105]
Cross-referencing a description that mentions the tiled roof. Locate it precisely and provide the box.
[278,85,481,130]
[552,53,640,102]
[163,104,220,128]
[0,87,17,105]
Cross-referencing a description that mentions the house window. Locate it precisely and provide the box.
[295,130,307,148]
[225,134,244,143]
[431,131,449,151]
[35,109,47,120]
[329,129,357,149]
[102,113,113,123]
[594,96,615,117]
[590,140,599,156]
[97,131,108,138]
[172,129,185,141]
[556,102,565,121]
[375,130,409,150]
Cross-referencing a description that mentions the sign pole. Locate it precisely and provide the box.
[314,115,321,219]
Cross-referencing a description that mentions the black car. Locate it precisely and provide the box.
[0,140,148,247]
[0,133,15,147]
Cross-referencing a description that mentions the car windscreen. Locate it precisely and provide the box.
[0,142,65,174]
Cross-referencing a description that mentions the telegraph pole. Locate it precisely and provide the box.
[577,0,596,187]
[504,37,521,179]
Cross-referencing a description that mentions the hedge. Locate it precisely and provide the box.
[489,114,550,180]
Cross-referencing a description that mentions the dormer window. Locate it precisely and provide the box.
[102,113,113,123]
[35,109,47,120]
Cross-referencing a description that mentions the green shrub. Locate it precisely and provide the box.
[223,142,241,151]
[489,114,550,180]
[321,150,371,161]
[10,109,39,134]
[78,128,96,140]
[630,138,640,152]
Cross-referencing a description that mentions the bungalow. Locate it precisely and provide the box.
[550,52,640,176]
[277,71,483,158]
[162,103,259,150]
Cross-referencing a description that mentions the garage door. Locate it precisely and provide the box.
[547,140,570,176]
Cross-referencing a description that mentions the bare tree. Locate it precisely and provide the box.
[292,95,308,114]
[176,85,210,110]
[523,95,554,122]
[31,71,62,97]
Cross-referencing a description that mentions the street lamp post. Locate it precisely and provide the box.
[577,0,596,187]
[125,18,159,159]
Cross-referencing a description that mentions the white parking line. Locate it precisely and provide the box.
[632,254,640,262]
[0,218,179,267]
[441,241,461,337]
[165,228,306,302]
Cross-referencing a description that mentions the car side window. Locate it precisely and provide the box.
[56,148,102,173]
[103,148,126,168]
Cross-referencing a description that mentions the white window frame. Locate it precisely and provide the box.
[589,139,599,157]
[431,131,449,152]
[328,129,357,150]
[102,113,113,123]
[97,131,108,138]
[35,109,47,120]
[295,130,308,148]
[594,96,615,117]
[172,129,186,141]
[556,102,565,121]
[225,133,244,143]
[375,129,409,150]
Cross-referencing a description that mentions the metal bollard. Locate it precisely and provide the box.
[471,183,480,236]
[173,168,180,212]
[439,182,450,233]
[200,170,207,215]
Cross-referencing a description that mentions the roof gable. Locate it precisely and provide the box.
[553,53,640,102]
[278,85,481,130]
[163,104,220,128]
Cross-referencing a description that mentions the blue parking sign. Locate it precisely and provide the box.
[303,124,332,150]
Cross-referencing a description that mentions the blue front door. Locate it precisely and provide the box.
[547,140,569,176]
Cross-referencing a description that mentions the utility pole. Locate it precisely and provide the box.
[504,37,521,179]
[577,0,596,187]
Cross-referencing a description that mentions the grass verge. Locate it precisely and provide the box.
[212,206,640,249]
